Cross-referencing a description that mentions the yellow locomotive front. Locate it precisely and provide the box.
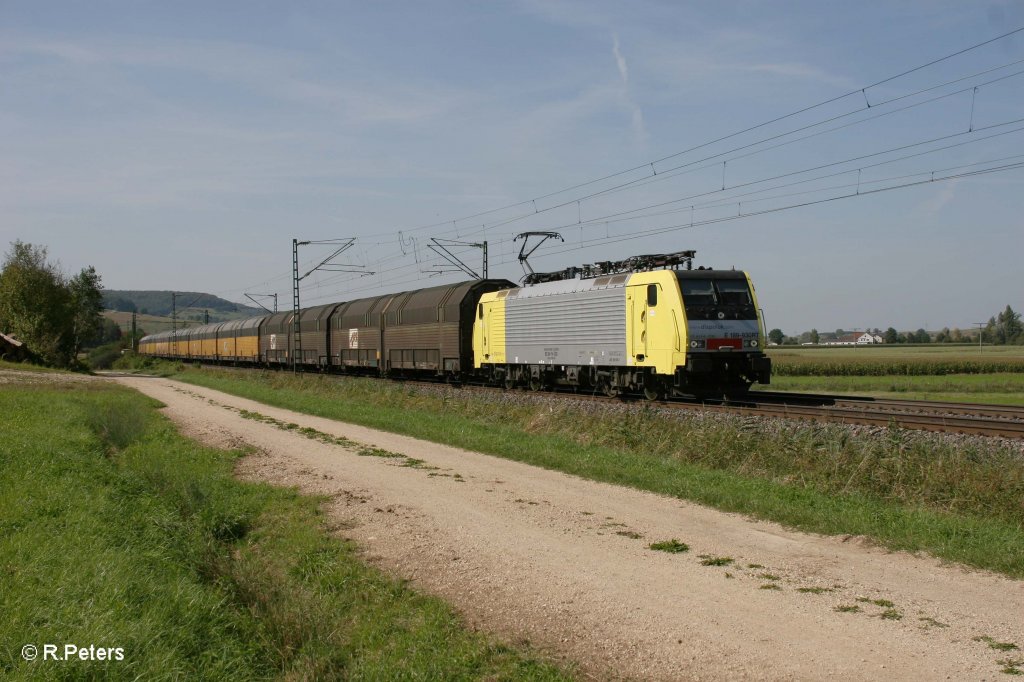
[670,268,771,397]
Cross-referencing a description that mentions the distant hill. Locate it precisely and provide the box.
[103,290,263,320]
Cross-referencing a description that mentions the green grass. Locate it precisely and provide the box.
[171,368,1024,579]
[0,381,570,680]
[918,616,949,628]
[0,359,63,373]
[1000,658,1024,675]
[649,539,689,553]
[856,598,895,608]
[976,636,1021,652]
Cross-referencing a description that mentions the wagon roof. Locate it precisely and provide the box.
[299,303,342,322]
[398,279,516,308]
[221,315,267,332]
[338,294,393,316]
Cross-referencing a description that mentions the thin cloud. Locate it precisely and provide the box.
[611,33,647,143]
[921,175,961,214]
[613,33,629,83]
[0,33,470,126]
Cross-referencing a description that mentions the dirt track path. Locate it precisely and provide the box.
[115,375,1024,681]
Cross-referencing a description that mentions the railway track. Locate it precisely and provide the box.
[169,363,1024,439]
[683,392,1024,439]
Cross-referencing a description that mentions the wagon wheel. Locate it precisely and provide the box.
[528,375,543,392]
[603,381,620,398]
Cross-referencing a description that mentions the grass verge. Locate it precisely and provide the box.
[0,380,570,680]
[175,368,1024,579]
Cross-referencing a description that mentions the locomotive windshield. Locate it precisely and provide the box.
[678,279,717,305]
[676,272,756,319]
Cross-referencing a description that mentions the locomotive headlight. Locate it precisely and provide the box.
[750,339,758,348]
[689,339,706,349]
[690,340,698,348]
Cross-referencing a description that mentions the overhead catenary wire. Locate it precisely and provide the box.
[518,118,1024,235]
[294,154,1024,306]
[324,53,1024,257]
[297,118,1024,297]
[360,26,1024,243]
[202,28,1024,306]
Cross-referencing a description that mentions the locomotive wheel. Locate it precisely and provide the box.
[643,383,664,401]
[503,373,516,390]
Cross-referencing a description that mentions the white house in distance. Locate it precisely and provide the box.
[820,332,884,346]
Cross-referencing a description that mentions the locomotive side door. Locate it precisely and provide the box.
[626,286,648,363]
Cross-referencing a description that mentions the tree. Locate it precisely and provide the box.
[768,328,784,345]
[884,327,899,344]
[0,241,103,367]
[0,242,73,365]
[996,305,1023,344]
[913,328,930,344]
[69,266,104,356]
[89,318,123,347]
[983,316,997,344]
[810,328,820,345]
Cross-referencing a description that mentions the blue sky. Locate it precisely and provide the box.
[2,1,1022,334]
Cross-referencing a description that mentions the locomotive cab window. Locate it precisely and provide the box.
[647,284,658,306]
[715,279,753,306]
[478,303,483,319]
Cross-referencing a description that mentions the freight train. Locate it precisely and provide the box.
[139,251,771,398]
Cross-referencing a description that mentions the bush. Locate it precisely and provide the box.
[86,341,124,370]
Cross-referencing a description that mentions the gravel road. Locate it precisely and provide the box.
[114,375,1024,681]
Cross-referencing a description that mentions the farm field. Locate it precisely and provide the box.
[764,345,1024,405]
[770,345,1024,361]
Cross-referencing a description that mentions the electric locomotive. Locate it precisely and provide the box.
[473,251,770,398]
